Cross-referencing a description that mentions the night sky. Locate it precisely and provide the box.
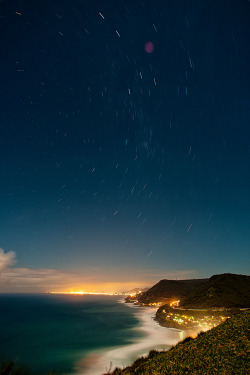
[0,0,250,292]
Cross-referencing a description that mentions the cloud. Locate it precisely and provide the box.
[0,248,198,293]
[0,266,198,293]
[0,248,71,292]
[0,248,16,272]
[0,266,81,293]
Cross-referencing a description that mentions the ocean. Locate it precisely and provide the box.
[0,294,184,374]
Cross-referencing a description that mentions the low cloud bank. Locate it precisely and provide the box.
[0,248,197,293]
[0,248,16,272]
[0,248,77,292]
[1,267,77,292]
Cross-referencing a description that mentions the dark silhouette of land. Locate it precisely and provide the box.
[126,273,250,308]
[180,273,250,308]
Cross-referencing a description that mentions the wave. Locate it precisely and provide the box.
[74,304,185,375]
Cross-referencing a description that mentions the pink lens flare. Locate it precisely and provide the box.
[144,41,154,53]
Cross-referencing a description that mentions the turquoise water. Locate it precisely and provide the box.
[0,294,142,374]
[0,294,183,374]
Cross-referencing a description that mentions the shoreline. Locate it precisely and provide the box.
[74,300,184,375]
[127,301,185,332]
[125,300,188,332]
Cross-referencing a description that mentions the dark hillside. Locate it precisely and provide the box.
[180,273,250,308]
[137,278,208,304]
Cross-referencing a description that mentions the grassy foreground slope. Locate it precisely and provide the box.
[104,311,250,375]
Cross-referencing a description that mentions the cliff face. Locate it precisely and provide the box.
[137,278,208,304]
[180,273,250,308]
[126,273,250,308]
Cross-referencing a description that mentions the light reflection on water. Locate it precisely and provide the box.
[75,304,184,375]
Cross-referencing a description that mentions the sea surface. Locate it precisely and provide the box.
[0,294,184,374]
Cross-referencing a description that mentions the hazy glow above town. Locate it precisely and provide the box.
[48,290,139,296]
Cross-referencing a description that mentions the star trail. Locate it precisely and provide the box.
[0,0,249,292]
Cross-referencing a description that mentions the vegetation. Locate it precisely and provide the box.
[0,361,62,375]
[0,360,29,375]
[126,273,250,308]
[104,310,250,375]
[156,304,242,329]
[134,278,208,304]
[180,273,250,308]
[3,274,249,375]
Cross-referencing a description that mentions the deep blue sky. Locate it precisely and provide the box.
[0,0,249,291]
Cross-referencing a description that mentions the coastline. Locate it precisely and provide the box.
[74,300,185,375]
[127,301,185,332]
[125,300,187,331]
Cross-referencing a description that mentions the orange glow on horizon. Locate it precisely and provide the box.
[48,290,131,296]
[46,281,148,295]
